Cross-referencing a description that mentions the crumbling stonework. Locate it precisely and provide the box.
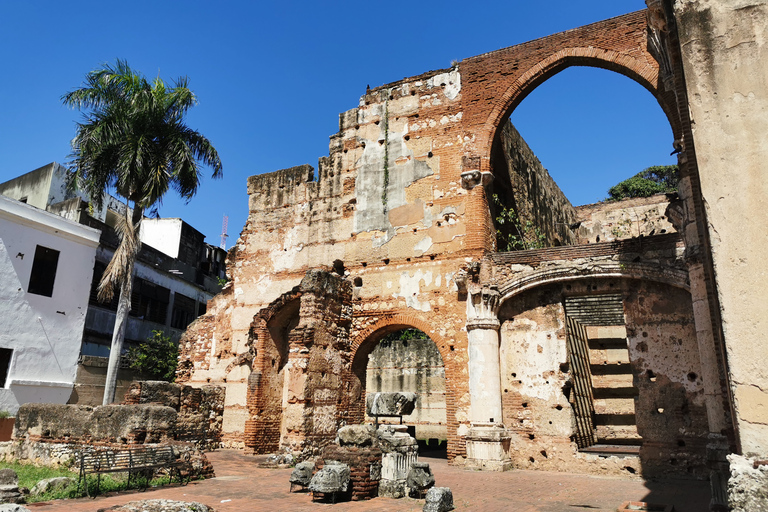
[123,381,225,448]
[176,4,766,504]
[4,403,213,480]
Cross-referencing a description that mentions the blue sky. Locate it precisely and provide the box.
[0,1,675,248]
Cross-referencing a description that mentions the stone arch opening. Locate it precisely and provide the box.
[243,296,299,454]
[350,317,458,458]
[366,328,447,455]
[487,59,679,251]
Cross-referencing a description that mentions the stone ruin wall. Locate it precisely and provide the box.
[575,194,681,244]
[178,66,485,454]
[497,278,708,477]
[122,380,225,448]
[177,63,584,454]
[173,6,759,489]
[2,402,214,478]
[492,120,577,247]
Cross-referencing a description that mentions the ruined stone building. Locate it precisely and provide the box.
[177,1,768,506]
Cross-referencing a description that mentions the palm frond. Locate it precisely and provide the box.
[97,211,141,303]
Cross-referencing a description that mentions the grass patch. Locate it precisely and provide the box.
[0,461,176,502]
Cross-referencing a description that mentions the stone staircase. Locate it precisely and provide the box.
[582,326,642,456]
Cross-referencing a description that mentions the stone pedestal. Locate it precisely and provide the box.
[465,423,512,472]
[377,425,418,498]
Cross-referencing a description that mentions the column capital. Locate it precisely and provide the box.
[466,285,501,328]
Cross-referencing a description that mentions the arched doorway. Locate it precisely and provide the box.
[350,318,457,458]
[366,328,447,455]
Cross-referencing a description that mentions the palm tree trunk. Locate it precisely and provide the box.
[102,206,142,405]
[102,262,134,405]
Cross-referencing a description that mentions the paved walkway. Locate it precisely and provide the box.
[28,450,711,512]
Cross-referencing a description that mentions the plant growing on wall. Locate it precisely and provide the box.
[62,59,222,404]
[492,194,546,251]
[607,165,679,201]
[127,330,178,382]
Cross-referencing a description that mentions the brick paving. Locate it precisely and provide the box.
[28,449,711,512]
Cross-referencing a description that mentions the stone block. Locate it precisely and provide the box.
[728,454,768,512]
[424,487,454,512]
[30,477,75,496]
[289,461,314,486]
[337,425,375,447]
[378,478,408,498]
[309,463,350,494]
[407,462,435,492]
[0,471,16,487]
[138,381,182,409]
[367,392,417,417]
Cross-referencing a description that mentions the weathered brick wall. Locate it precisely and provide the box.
[318,444,383,501]
[495,276,707,478]
[174,7,729,479]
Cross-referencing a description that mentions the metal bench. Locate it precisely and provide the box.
[77,445,189,496]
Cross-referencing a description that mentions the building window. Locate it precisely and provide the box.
[0,349,12,387]
[89,261,119,310]
[130,278,170,324]
[171,293,196,329]
[28,245,60,297]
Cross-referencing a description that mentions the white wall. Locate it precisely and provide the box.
[140,218,183,259]
[0,196,100,414]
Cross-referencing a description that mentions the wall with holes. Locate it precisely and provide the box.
[495,277,706,478]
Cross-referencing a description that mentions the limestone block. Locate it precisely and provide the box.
[407,462,435,492]
[137,381,181,409]
[0,471,16,486]
[0,505,30,512]
[378,478,408,499]
[424,487,454,512]
[727,454,768,512]
[0,485,23,505]
[367,392,417,417]
[103,499,213,512]
[337,425,375,447]
[308,463,350,494]
[30,477,75,496]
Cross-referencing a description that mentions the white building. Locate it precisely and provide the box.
[0,163,227,404]
[0,195,100,413]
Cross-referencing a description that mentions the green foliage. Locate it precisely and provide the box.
[0,460,175,502]
[607,165,679,201]
[126,330,179,382]
[382,328,428,344]
[0,410,12,419]
[492,194,546,251]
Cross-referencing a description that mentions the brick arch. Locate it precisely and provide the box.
[349,313,464,459]
[481,48,678,165]
[457,10,681,175]
[497,261,690,307]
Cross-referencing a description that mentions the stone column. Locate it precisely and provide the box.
[464,285,511,471]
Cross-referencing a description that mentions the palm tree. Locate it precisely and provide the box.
[63,59,222,405]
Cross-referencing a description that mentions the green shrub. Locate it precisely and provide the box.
[607,165,679,201]
[126,330,179,382]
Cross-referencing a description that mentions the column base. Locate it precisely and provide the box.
[464,423,512,472]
